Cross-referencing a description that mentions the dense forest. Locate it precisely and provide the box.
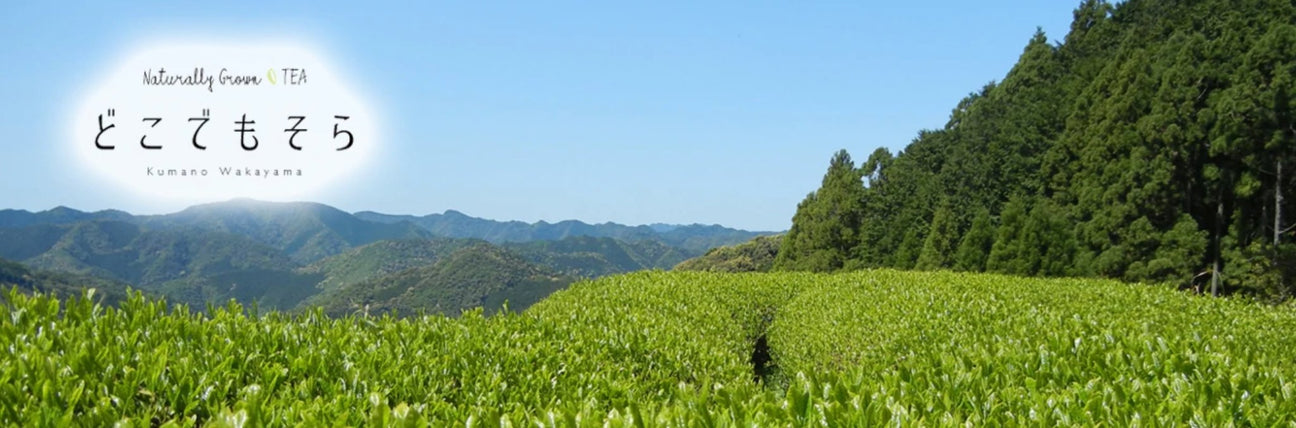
[775,0,1296,300]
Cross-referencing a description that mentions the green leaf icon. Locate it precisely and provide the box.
[266,68,277,85]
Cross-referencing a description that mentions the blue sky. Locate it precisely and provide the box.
[0,1,1077,231]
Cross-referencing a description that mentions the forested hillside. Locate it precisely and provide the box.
[307,243,572,317]
[0,258,139,306]
[297,238,482,292]
[0,201,755,313]
[674,235,783,273]
[503,236,691,277]
[0,220,318,309]
[777,0,1296,300]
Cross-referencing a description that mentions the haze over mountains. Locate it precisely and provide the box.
[0,199,770,315]
[355,210,765,254]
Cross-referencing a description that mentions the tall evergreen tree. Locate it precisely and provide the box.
[779,0,1296,300]
[987,198,1028,275]
[774,150,867,272]
[892,229,923,270]
[1137,214,1208,285]
[1023,201,1076,277]
[954,208,995,272]
[916,201,959,270]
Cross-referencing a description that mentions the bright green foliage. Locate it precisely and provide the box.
[6,270,1296,426]
[766,270,1296,426]
[775,150,867,272]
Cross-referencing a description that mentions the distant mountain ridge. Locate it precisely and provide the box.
[3,200,772,256]
[503,236,690,278]
[0,219,322,309]
[0,200,433,264]
[142,200,433,263]
[354,210,771,253]
[0,206,133,228]
[0,199,770,314]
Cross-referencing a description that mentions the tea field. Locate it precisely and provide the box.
[3,270,1295,426]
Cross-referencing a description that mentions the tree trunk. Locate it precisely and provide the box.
[1276,159,1283,247]
[1276,158,1286,296]
[1213,196,1223,297]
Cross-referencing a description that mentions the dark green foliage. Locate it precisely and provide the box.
[674,235,782,273]
[971,197,1075,277]
[0,217,709,315]
[774,150,867,272]
[987,198,1029,275]
[1223,231,1296,300]
[916,201,958,270]
[0,257,139,306]
[779,0,1296,299]
[1021,200,1076,277]
[0,223,74,261]
[1123,215,1209,285]
[0,220,340,310]
[891,229,922,270]
[954,208,995,272]
[2,200,435,265]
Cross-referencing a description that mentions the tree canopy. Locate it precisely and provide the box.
[779,0,1296,299]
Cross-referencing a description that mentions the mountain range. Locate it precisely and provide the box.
[0,199,772,314]
[355,210,765,254]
